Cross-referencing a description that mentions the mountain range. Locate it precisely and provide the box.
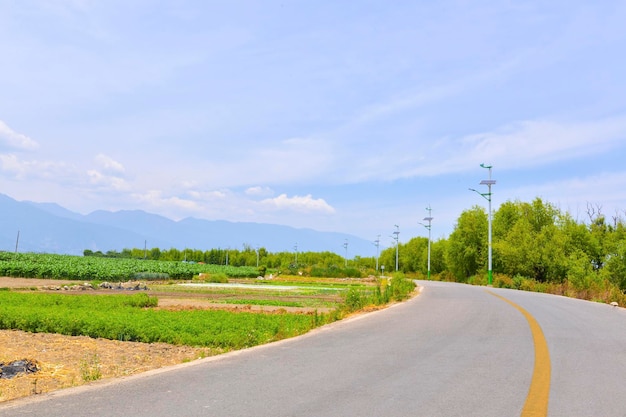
[0,193,376,257]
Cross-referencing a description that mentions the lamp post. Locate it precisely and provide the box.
[470,163,496,286]
[343,239,349,267]
[392,225,400,272]
[374,235,380,273]
[419,206,433,280]
[293,242,298,267]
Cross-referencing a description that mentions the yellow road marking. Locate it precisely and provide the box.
[487,291,551,417]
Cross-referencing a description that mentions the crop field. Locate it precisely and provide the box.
[0,291,324,349]
[0,252,259,281]
[0,253,415,348]
[0,253,416,403]
[0,273,413,348]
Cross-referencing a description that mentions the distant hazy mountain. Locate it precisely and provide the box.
[1,194,376,257]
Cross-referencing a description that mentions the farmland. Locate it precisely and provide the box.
[0,253,416,402]
[0,291,323,348]
[0,252,259,281]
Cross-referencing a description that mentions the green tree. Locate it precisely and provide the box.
[446,206,487,281]
[400,237,428,274]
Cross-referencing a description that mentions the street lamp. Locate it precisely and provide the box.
[374,235,381,273]
[293,242,298,266]
[419,206,433,280]
[392,225,400,272]
[469,163,496,286]
[343,239,349,267]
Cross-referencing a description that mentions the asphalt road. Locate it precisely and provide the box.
[1,281,625,417]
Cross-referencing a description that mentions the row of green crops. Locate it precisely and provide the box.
[0,292,327,348]
[0,252,259,281]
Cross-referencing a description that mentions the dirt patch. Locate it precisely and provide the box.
[156,297,334,313]
[0,329,215,403]
[0,278,78,289]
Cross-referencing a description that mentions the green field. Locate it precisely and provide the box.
[0,253,416,349]
[0,252,259,281]
[0,291,327,349]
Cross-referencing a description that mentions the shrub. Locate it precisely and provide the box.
[258,266,267,277]
[344,288,364,311]
[388,272,416,301]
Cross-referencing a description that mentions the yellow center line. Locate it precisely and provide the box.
[487,290,551,417]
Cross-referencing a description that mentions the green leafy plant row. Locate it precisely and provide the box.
[0,292,325,348]
[0,252,259,281]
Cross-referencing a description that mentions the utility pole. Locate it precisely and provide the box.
[392,225,400,272]
[419,207,433,280]
[15,230,20,254]
[470,163,496,286]
[343,239,349,267]
[374,235,380,273]
[294,242,298,266]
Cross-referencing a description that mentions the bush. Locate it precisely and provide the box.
[258,266,267,277]
[344,288,364,311]
[388,272,416,301]
[196,272,228,283]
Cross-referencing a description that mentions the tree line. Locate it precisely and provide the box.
[84,245,361,277]
[85,197,626,296]
[378,198,626,297]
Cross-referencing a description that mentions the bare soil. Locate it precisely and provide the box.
[0,329,214,403]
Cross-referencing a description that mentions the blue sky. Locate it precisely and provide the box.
[1,1,626,249]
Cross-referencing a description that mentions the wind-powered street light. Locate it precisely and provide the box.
[343,239,349,267]
[293,242,298,266]
[392,225,400,272]
[418,206,433,280]
[469,163,496,286]
[374,235,381,273]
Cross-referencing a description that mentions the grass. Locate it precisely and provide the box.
[79,353,102,381]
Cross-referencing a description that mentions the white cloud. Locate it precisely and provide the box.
[87,169,130,191]
[506,170,626,218]
[0,121,39,151]
[395,116,626,178]
[85,154,129,192]
[187,189,228,200]
[458,117,626,168]
[94,153,125,174]
[245,186,273,197]
[260,193,335,214]
[132,190,202,213]
[0,153,73,180]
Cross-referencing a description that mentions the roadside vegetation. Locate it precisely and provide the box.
[80,198,626,306]
[3,196,622,349]
[388,198,626,306]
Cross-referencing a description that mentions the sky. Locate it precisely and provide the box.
[1,0,626,250]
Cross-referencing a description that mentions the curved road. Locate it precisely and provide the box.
[1,281,625,416]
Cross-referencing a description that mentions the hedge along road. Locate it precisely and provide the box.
[1,281,625,417]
